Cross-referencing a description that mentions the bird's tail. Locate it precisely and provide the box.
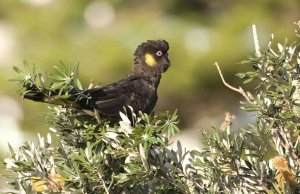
[24,91,46,102]
[23,88,91,110]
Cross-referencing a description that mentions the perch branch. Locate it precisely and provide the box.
[214,62,250,102]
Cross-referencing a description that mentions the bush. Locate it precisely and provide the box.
[3,24,300,193]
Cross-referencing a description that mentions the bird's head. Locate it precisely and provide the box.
[133,40,170,77]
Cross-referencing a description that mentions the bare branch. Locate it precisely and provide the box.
[214,62,250,102]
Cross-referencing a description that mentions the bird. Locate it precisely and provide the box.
[23,40,170,118]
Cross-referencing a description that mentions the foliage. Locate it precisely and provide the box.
[2,0,299,131]
[3,24,300,193]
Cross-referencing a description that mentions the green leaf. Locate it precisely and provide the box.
[13,66,24,74]
[53,65,67,77]
[50,82,65,90]
[8,143,16,158]
[38,73,46,89]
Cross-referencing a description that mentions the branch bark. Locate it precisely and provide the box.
[214,62,250,102]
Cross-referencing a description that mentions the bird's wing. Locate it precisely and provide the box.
[84,76,140,116]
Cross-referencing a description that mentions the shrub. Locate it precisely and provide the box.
[3,24,300,193]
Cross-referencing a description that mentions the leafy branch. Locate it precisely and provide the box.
[3,22,300,193]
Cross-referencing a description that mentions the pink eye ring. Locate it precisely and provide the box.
[156,50,163,56]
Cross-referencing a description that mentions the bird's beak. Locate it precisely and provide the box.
[166,53,170,63]
[162,53,170,72]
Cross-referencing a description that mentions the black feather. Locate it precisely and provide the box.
[22,40,170,120]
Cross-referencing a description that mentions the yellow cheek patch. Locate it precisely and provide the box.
[145,53,157,67]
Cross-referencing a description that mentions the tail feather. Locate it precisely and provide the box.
[24,91,46,102]
[23,90,91,110]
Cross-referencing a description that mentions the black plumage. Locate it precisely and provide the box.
[24,40,170,117]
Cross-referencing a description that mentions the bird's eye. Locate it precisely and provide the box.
[156,50,163,56]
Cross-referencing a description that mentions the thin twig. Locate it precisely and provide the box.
[259,162,265,185]
[214,62,250,102]
[97,171,110,194]
[276,128,300,167]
